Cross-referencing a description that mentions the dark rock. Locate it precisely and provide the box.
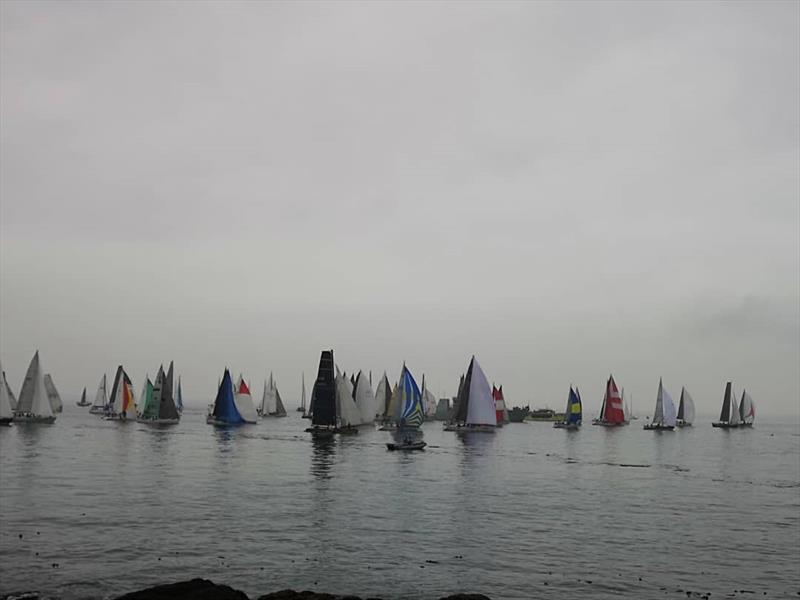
[114,578,249,600]
[256,592,339,600]
[439,596,492,600]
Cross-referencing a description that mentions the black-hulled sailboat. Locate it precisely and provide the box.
[306,350,337,435]
[712,382,742,428]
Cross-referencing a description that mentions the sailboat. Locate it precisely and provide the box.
[622,387,630,423]
[446,356,497,432]
[14,351,56,423]
[394,364,424,430]
[298,372,307,413]
[138,364,180,424]
[103,365,137,420]
[89,374,108,415]
[208,368,257,425]
[375,372,394,427]
[136,376,155,421]
[712,382,742,428]
[492,385,510,426]
[335,367,362,432]
[306,350,337,435]
[0,363,14,425]
[676,387,696,427]
[43,374,63,414]
[76,387,91,407]
[2,371,17,411]
[175,376,184,415]
[260,373,288,417]
[233,375,259,423]
[421,375,438,420]
[554,386,582,429]
[643,379,677,431]
[739,390,755,427]
[353,371,377,425]
[591,375,626,426]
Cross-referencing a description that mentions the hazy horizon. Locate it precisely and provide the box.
[1,1,798,418]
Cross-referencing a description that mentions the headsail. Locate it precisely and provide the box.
[335,368,361,427]
[0,363,14,421]
[354,371,376,424]
[175,377,184,414]
[233,376,258,423]
[4,373,17,411]
[43,375,63,413]
[92,374,108,412]
[15,352,54,418]
[567,387,582,425]
[601,375,625,424]
[140,377,157,419]
[397,365,423,428]
[211,369,247,424]
[678,387,696,425]
[465,357,497,426]
[739,390,755,425]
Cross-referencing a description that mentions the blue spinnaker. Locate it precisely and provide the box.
[212,369,245,424]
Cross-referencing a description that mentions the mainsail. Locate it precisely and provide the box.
[157,365,180,421]
[139,377,157,419]
[601,375,625,424]
[421,375,438,418]
[310,350,336,427]
[43,374,63,413]
[175,377,184,414]
[652,379,677,427]
[91,374,108,413]
[108,365,136,418]
[335,368,361,427]
[4,373,17,411]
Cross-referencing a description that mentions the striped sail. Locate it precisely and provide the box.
[398,365,423,428]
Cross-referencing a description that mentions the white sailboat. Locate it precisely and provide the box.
[446,356,497,432]
[14,351,56,423]
[89,374,108,415]
[43,374,63,414]
[335,368,362,431]
[353,371,376,425]
[0,363,14,425]
[260,373,287,417]
[677,387,696,427]
[739,390,755,427]
[643,378,677,431]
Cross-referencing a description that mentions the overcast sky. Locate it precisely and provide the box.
[1,1,798,418]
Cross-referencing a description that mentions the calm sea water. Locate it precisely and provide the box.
[1,406,798,600]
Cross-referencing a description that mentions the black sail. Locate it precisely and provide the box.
[720,381,732,422]
[454,359,474,424]
[677,388,685,420]
[108,365,124,413]
[311,350,336,427]
[158,363,180,421]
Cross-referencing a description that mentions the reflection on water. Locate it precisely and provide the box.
[310,434,335,479]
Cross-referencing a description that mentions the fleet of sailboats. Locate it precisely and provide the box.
[0,349,762,434]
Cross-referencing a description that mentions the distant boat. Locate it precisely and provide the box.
[208,368,256,425]
[492,385,510,426]
[233,375,259,424]
[739,389,755,427]
[507,405,529,423]
[2,371,17,411]
[421,375,438,420]
[554,386,582,429]
[260,373,288,417]
[298,372,307,414]
[433,397,450,421]
[353,370,377,425]
[712,382,743,428]
[42,374,63,414]
[643,379,677,431]
[175,376,184,415]
[591,375,626,426]
[676,387,696,427]
[387,439,427,451]
[376,372,396,428]
[76,387,91,407]
[445,356,497,432]
[14,351,56,423]
[0,363,14,425]
[104,365,137,421]
[89,374,108,415]
[138,364,180,424]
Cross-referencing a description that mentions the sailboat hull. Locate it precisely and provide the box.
[554,422,580,430]
[712,422,742,428]
[591,419,625,427]
[387,441,426,451]
[643,424,675,431]
[14,415,56,424]
[137,417,179,425]
[76,402,91,407]
[0,417,13,426]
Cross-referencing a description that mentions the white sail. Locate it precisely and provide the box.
[386,382,400,423]
[261,378,277,415]
[301,372,306,412]
[43,374,63,413]
[233,378,258,424]
[740,390,755,424]
[421,376,438,417]
[335,371,362,427]
[661,384,677,427]
[729,387,742,425]
[92,374,108,409]
[4,374,16,411]
[375,375,388,419]
[681,387,696,424]
[18,352,54,418]
[0,364,13,420]
[466,357,497,426]
[353,371,376,425]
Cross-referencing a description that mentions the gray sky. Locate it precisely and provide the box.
[1,1,798,417]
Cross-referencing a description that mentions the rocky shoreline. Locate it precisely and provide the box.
[110,579,491,600]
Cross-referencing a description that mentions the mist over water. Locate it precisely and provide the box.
[1,407,798,599]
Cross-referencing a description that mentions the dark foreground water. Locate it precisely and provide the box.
[1,407,798,600]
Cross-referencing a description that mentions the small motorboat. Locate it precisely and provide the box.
[386,439,427,451]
